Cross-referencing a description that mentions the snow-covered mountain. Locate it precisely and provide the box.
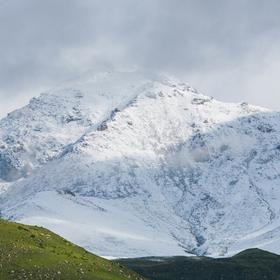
[1,69,280,258]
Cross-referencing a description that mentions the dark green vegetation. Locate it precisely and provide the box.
[118,249,280,280]
[2,219,280,280]
[0,219,144,280]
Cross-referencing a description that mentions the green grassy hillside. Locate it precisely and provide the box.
[0,219,144,280]
[3,218,279,280]
[118,249,280,280]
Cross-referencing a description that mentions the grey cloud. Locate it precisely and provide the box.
[1,0,280,116]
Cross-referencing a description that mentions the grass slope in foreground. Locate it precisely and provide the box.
[0,219,144,280]
[118,249,280,280]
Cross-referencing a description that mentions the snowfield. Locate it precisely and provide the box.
[1,69,280,258]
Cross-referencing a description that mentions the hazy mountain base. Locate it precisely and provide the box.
[0,219,144,280]
[118,249,280,280]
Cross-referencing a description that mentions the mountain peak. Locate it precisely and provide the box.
[1,70,279,258]
[0,69,205,183]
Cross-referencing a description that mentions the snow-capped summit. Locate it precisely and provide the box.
[1,69,280,258]
[0,70,197,182]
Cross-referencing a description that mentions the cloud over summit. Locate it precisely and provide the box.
[1,0,280,116]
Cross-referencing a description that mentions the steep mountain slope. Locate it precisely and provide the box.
[0,71,152,183]
[0,219,144,280]
[1,70,280,258]
[118,249,280,280]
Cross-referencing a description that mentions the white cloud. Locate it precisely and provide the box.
[1,0,280,117]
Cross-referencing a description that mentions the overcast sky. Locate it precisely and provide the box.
[1,0,280,117]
